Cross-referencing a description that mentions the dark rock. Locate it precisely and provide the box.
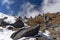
[13,19,24,28]
[0,17,24,28]
[10,24,40,40]
[7,27,13,30]
[0,21,10,26]
[0,17,9,26]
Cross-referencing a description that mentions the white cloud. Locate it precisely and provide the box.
[8,10,14,16]
[5,5,10,10]
[26,10,40,18]
[1,0,15,16]
[2,0,14,5]
[2,0,14,13]
[18,2,40,18]
[18,0,60,17]
[41,0,60,13]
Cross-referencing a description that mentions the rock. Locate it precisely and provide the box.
[6,25,14,30]
[7,27,13,30]
[1,21,10,26]
[13,19,24,28]
[10,24,40,40]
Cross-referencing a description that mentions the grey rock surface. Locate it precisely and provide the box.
[10,24,40,40]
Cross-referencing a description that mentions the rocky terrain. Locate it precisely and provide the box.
[0,12,60,40]
[25,12,60,40]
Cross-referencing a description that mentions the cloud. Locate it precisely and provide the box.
[41,0,60,13]
[1,0,14,16]
[2,0,60,18]
[5,4,10,10]
[18,2,40,18]
[2,0,10,5]
[18,0,60,18]
[2,0,14,5]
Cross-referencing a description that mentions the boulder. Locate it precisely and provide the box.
[10,24,40,40]
[13,19,24,28]
[0,21,10,26]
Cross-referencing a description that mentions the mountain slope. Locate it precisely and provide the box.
[0,12,16,24]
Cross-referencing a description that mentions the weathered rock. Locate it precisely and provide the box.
[0,17,8,26]
[7,27,13,30]
[0,21,10,26]
[13,19,24,28]
[10,24,40,40]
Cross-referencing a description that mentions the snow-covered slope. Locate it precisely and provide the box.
[0,12,16,24]
[0,27,51,40]
[0,12,8,18]
[0,27,15,40]
[0,12,16,40]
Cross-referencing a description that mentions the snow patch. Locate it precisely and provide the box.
[18,37,36,40]
[0,12,16,24]
[4,16,16,24]
[43,30,50,36]
[0,27,15,40]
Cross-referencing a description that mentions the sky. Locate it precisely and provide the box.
[0,0,60,18]
[0,0,43,16]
